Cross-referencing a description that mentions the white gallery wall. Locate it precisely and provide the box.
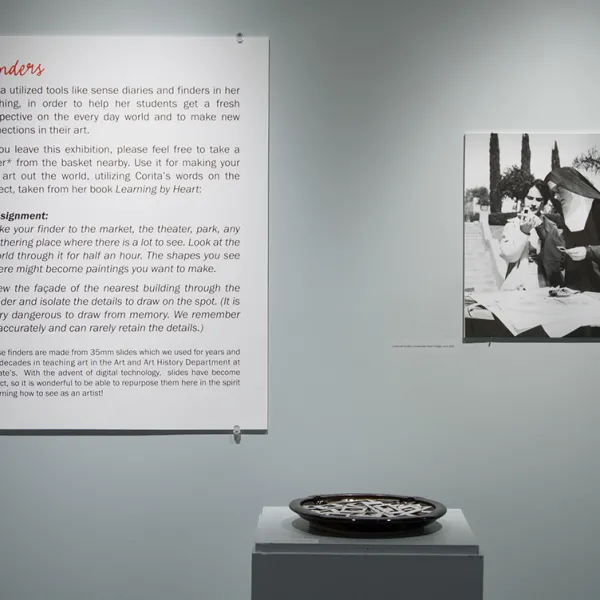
[1,0,599,599]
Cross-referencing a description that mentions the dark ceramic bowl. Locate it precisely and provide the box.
[289,493,447,533]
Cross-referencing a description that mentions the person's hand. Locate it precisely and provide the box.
[519,214,540,234]
[564,246,587,261]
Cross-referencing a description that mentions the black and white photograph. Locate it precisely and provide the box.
[464,133,600,341]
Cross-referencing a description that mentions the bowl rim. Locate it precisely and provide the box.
[289,493,447,524]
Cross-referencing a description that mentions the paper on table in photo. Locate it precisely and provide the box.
[468,289,600,337]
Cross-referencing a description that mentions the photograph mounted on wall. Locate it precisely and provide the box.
[464,133,600,341]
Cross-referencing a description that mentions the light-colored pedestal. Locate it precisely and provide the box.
[251,506,483,600]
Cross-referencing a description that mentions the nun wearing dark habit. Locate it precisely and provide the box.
[544,166,600,293]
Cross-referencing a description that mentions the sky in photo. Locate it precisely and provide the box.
[464,133,600,192]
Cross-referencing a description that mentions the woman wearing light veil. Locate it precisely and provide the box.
[544,166,600,292]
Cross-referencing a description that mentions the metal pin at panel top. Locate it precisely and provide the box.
[233,425,242,443]
[236,32,243,44]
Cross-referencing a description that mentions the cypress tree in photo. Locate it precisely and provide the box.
[552,141,561,170]
[521,134,531,175]
[489,133,501,213]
